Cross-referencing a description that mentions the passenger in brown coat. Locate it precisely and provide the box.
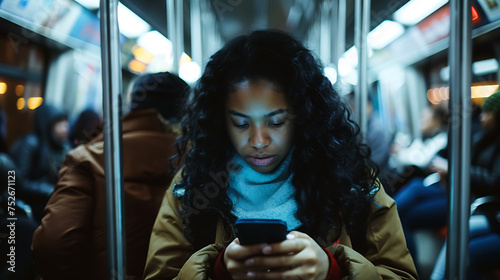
[31,72,189,280]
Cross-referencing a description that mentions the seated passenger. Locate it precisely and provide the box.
[394,90,500,275]
[345,93,393,194]
[143,30,417,280]
[386,102,449,193]
[0,106,38,280]
[9,103,72,222]
[31,72,190,280]
[430,90,500,280]
[69,108,102,147]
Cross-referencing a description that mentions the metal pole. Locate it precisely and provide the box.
[190,0,202,66]
[167,0,183,73]
[320,0,331,64]
[100,0,125,279]
[337,0,346,62]
[176,0,184,68]
[447,0,472,279]
[354,0,370,137]
[330,0,339,66]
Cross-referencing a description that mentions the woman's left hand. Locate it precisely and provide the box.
[241,230,330,279]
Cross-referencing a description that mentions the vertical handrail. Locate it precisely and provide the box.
[167,0,184,73]
[335,0,346,75]
[354,0,370,137]
[320,1,331,64]
[100,0,125,279]
[190,0,203,66]
[447,0,472,279]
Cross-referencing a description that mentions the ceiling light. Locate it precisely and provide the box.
[393,0,448,26]
[118,3,150,38]
[471,85,500,99]
[27,97,43,110]
[0,82,6,94]
[132,45,155,64]
[179,61,202,84]
[137,31,172,56]
[473,58,499,76]
[324,66,338,85]
[368,20,405,50]
[17,98,25,110]
[128,59,147,73]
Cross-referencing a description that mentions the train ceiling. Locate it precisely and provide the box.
[119,0,410,56]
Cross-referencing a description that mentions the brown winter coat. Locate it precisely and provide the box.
[144,170,418,280]
[32,109,180,280]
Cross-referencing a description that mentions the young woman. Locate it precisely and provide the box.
[144,30,417,280]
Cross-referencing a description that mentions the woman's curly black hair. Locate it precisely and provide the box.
[174,29,379,250]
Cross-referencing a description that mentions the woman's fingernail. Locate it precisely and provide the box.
[247,271,256,278]
[287,233,295,239]
[245,258,254,266]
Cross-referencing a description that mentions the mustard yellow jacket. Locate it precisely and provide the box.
[144,171,418,280]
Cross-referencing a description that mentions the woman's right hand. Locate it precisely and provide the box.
[224,238,273,279]
[223,231,330,280]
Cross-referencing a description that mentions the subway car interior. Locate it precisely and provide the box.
[1,0,500,279]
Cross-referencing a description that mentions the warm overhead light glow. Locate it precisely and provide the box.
[471,85,500,99]
[368,20,405,50]
[137,31,173,56]
[427,88,439,104]
[427,87,450,104]
[15,85,24,96]
[0,82,6,94]
[132,45,155,64]
[128,59,147,73]
[74,0,99,10]
[27,97,43,110]
[118,3,151,38]
[179,61,202,84]
[393,0,448,26]
[324,66,338,85]
[179,53,192,66]
[17,98,25,110]
[427,85,499,103]
[439,87,449,100]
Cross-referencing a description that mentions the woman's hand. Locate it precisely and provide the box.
[224,231,330,279]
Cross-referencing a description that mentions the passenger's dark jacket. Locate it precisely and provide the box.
[469,132,500,197]
[10,104,71,221]
[143,171,418,280]
[32,109,180,280]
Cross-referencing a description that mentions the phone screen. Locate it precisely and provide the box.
[234,219,287,245]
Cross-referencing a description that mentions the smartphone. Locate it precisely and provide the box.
[234,218,288,245]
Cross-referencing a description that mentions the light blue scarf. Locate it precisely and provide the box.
[227,151,302,231]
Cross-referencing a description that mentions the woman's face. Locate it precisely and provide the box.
[226,79,294,173]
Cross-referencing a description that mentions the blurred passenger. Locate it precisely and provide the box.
[0,105,6,152]
[346,93,393,193]
[365,96,393,193]
[69,108,102,147]
[0,105,38,280]
[144,30,417,280]
[386,103,449,193]
[430,90,500,280]
[395,91,500,277]
[9,103,71,221]
[31,72,189,280]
